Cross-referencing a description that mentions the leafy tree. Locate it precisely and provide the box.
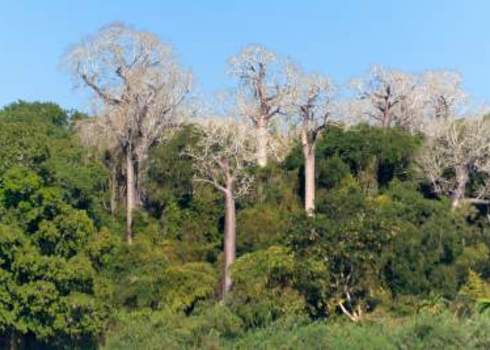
[0,102,113,348]
[229,246,306,328]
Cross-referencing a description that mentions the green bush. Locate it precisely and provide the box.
[228,246,306,328]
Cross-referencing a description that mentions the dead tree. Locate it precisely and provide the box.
[350,66,421,131]
[291,68,335,216]
[64,23,191,243]
[186,118,255,299]
[421,70,467,120]
[228,45,294,167]
[418,116,490,209]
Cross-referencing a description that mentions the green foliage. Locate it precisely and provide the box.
[0,102,111,347]
[460,270,490,301]
[393,312,482,350]
[0,122,49,176]
[2,101,490,348]
[0,100,69,127]
[104,305,243,350]
[220,312,490,350]
[477,298,490,314]
[108,233,218,312]
[144,127,224,262]
[0,221,108,347]
[237,204,288,253]
[317,124,421,187]
[229,246,306,328]
[145,125,200,214]
[382,181,477,298]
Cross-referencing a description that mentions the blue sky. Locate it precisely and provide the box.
[1,0,489,112]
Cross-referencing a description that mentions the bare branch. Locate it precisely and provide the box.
[184,118,256,199]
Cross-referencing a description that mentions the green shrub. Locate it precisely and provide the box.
[228,246,306,328]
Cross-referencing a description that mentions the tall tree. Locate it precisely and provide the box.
[350,66,421,130]
[420,70,467,120]
[291,69,335,216]
[186,119,255,299]
[64,23,191,243]
[228,45,294,167]
[418,116,490,209]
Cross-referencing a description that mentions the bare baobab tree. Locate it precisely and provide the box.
[291,69,335,216]
[64,23,191,244]
[418,116,490,209]
[228,45,294,167]
[186,118,255,299]
[421,70,467,120]
[350,66,422,131]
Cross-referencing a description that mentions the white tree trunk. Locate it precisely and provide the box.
[126,151,137,245]
[304,144,316,216]
[382,107,391,129]
[451,165,468,210]
[222,185,236,300]
[256,119,268,167]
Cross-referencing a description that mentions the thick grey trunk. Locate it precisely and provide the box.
[126,151,138,244]
[222,186,236,300]
[382,109,390,129]
[256,120,268,167]
[451,165,468,210]
[304,144,316,216]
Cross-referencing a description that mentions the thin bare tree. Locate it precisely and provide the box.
[186,118,255,299]
[291,68,335,216]
[228,44,294,167]
[418,116,490,209]
[64,23,191,243]
[350,66,422,130]
[420,70,467,120]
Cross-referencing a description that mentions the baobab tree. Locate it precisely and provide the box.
[421,70,467,120]
[418,116,490,209]
[350,66,422,131]
[186,118,255,299]
[291,69,335,216]
[64,23,191,244]
[228,44,294,167]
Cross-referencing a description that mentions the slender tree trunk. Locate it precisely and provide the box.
[9,331,17,350]
[110,166,118,216]
[222,184,236,300]
[451,165,468,210]
[256,118,268,167]
[126,150,137,245]
[8,330,24,350]
[303,143,316,216]
[382,108,390,129]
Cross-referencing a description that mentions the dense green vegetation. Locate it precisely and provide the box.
[1,101,490,349]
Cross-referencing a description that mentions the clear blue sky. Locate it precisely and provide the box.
[1,0,489,112]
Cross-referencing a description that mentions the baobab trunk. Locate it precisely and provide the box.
[256,119,268,167]
[126,151,137,245]
[222,185,236,299]
[451,165,468,210]
[303,144,316,216]
[382,107,390,129]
